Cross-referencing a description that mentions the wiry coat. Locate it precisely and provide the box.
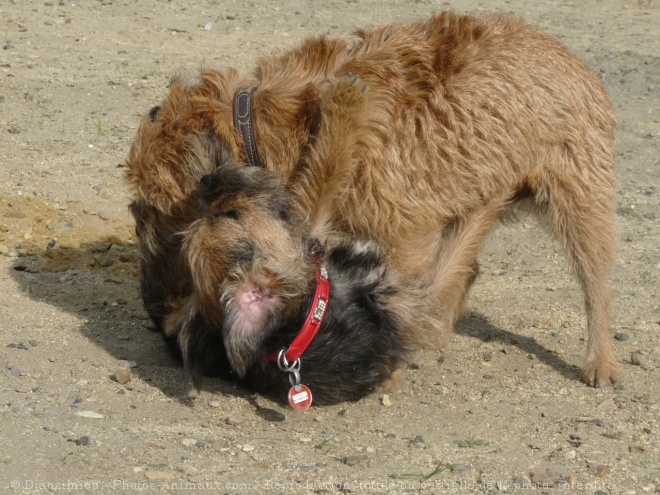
[126,11,619,402]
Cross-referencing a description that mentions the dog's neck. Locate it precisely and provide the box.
[265,260,330,366]
[230,83,322,181]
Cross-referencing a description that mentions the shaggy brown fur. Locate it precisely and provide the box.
[126,11,619,393]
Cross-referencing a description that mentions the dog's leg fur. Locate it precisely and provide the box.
[537,164,618,386]
[390,205,501,349]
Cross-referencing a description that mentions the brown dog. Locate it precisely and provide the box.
[126,11,619,403]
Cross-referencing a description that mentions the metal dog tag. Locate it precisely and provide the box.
[287,366,312,410]
[288,384,313,411]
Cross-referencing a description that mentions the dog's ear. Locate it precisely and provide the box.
[299,83,323,139]
[165,298,231,389]
[126,75,236,216]
[251,82,322,175]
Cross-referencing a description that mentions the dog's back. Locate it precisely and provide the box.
[285,13,619,386]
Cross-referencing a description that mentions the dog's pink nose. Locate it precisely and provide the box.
[242,287,265,303]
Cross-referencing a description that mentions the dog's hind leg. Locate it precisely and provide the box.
[537,164,619,387]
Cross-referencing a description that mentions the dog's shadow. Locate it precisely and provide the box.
[452,311,582,381]
[8,239,262,408]
[9,238,580,409]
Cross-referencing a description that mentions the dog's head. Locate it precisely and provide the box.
[124,69,249,221]
[170,164,317,378]
[125,69,323,216]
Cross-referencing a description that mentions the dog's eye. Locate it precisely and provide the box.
[214,209,239,221]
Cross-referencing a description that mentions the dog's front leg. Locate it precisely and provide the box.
[391,205,500,348]
[290,74,370,239]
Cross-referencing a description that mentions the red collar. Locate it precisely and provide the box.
[265,260,330,364]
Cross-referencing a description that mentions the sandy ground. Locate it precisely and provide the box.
[1,0,659,493]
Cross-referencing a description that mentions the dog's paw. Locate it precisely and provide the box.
[582,359,620,388]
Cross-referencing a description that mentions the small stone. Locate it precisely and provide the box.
[144,320,158,331]
[0,244,8,255]
[97,210,111,221]
[593,465,611,477]
[15,386,31,394]
[181,437,198,448]
[409,435,425,448]
[235,451,250,462]
[208,400,220,408]
[614,332,629,341]
[5,249,21,258]
[513,477,532,489]
[241,445,255,452]
[97,255,115,268]
[628,445,645,454]
[76,410,104,419]
[8,364,21,376]
[502,347,514,355]
[110,367,131,384]
[451,464,472,473]
[74,436,91,446]
[341,454,368,466]
[226,416,244,426]
[6,210,26,219]
[118,360,137,368]
[642,427,653,434]
[565,450,577,459]
[144,471,176,481]
[381,394,393,407]
[529,469,556,487]
[59,239,81,250]
[631,352,651,369]
[7,342,29,350]
[588,419,605,427]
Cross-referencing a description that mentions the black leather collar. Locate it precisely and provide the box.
[232,87,264,168]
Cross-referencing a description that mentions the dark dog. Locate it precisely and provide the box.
[170,165,406,405]
[126,11,619,405]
